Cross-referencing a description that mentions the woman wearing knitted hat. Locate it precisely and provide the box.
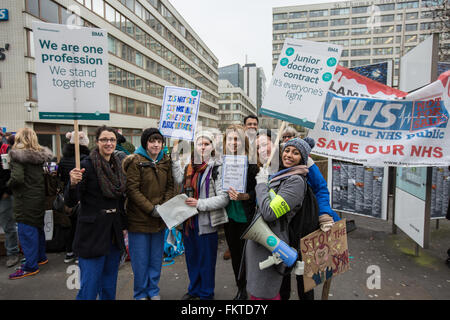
[245,137,315,300]
[172,131,229,300]
[123,128,174,300]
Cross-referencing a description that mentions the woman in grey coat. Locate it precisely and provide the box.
[245,137,315,299]
[171,131,229,300]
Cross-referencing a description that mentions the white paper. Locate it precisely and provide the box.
[44,210,53,241]
[158,194,198,230]
[222,155,248,193]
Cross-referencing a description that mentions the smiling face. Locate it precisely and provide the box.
[256,135,272,164]
[96,130,117,159]
[225,131,242,155]
[244,118,258,132]
[147,138,163,159]
[282,146,302,168]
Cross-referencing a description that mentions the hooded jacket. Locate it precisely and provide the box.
[7,147,53,228]
[123,146,174,233]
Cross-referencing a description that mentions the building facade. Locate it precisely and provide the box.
[0,0,219,159]
[218,79,257,131]
[272,0,449,88]
[218,63,243,89]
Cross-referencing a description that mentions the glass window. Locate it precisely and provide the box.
[309,9,328,17]
[127,98,135,114]
[331,18,349,26]
[377,3,395,11]
[351,27,370,35]
[289,22,307,29]
[135,52,143,67]
[373,25,394,34]
[290,32,308,39]
[40,0,59,23]
[273,13,287,20]
[351,59,370,67]
[405,24,417,31]
[26,0,39,16]
[352,6,368,14]
[273,23,288,31]
[135,1,143,19]
[373,47,393,55]
[92,0,104,17]
[406,12,418,20]
[30,73,38,100]
[125,0,134,11]
[405,34,417,43]
[341,50,348,57]
[397,1,419,9]
[289,11,307,19]
[330,8,349,15]
[330,29,349,37]
[110,94,117,112]
[309,20,328,28]
[352,16,368,25]
[27,30,35,57]
[351,49,370,56]
[380,14,394,22]
[105,3,115,23]
[309,30,327,38]
[373,36,394,45]
[351,38,371,46]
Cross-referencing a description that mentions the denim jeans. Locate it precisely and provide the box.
[77,244,121,300]
[17,222,47,272]
[128,230,165,300]
[0,196,19,256]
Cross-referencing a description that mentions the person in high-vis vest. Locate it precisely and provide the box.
[245,137,315,300]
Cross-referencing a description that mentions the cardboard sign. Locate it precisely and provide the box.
[32,22,109,120]
[261,38,342,129]
[300,219,349,292]
[159,86,201,141]
[222,155,248,193]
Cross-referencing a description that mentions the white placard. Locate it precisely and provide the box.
[261,38,342,129]
[221,155,248,194]
[159,86,201,141]
[32,22,109,120]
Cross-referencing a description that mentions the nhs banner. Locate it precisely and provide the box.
[309,71,450,166]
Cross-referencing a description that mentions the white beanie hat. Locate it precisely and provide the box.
[194,130,215,149]
[66,131,89,147]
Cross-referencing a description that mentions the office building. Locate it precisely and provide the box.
[272,0,449,88]
[0,0,219,159]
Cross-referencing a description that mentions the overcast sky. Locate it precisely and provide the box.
[169,0,348,81]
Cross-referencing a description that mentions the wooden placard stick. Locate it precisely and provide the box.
[74,120,80,170]
[263,120,287,169]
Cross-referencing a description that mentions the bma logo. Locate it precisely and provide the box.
[0,9,8,21]
[92,31,104,37]
[328,47,338,53]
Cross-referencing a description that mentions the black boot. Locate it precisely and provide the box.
[233,288,248,300]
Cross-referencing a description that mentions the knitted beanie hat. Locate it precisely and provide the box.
[141,128,164,148]
[66,131,89,147]
[282,137,315,165]
[194,130,215,149]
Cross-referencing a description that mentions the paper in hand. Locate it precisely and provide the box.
[157,194,198,229]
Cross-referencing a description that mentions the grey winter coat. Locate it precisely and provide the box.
[7,147,53,228]
[172,158,229,235]
[245,173,306,299]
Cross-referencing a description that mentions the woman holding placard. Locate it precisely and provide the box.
[223,124,258,300]
[245,137,315,300]
[172,131,229,300]
[65,126,127,300]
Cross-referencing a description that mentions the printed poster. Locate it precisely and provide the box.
[32,22,109,120]
[159,86,201,141]
[300,219,350,292]
[309,75,450,166]
[261,38,342,128]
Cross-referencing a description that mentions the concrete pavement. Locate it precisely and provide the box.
[0,213,449,300]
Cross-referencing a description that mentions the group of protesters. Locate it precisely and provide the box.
[1,116,342,300]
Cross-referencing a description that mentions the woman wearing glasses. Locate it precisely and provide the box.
[65,125,127,300]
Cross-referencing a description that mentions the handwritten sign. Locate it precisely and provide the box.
[159,86,201,141]
[222,155,248,193]
[300,219,349,292]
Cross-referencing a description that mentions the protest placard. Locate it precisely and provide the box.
[32,22,109,120]
[260,39,342,129]
[221,155,248,193]
[157,194,198,230]
[300,219,349,292]
[159,86,201,141]
[309,79,450,166]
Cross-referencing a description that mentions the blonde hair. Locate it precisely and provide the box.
[13,128,43,151]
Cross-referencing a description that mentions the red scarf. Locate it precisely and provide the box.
[184,161,208,235]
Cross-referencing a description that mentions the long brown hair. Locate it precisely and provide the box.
[13,128,43,151]
[223,124,249,156]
